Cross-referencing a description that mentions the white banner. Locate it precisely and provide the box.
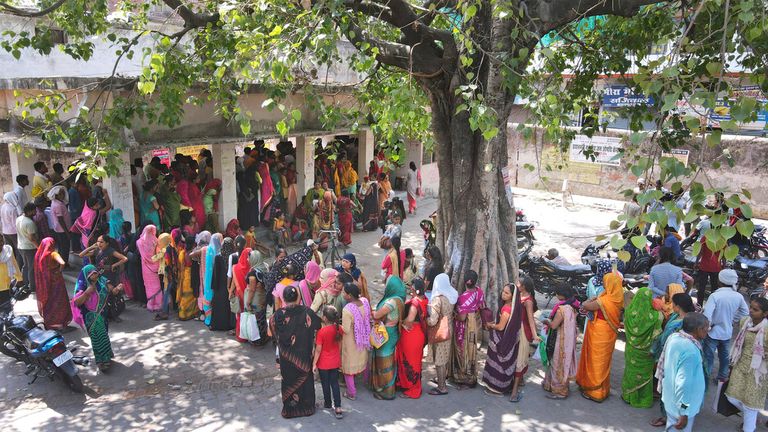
[569,135,622,166]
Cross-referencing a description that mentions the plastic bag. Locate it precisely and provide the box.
[370,322,389,349]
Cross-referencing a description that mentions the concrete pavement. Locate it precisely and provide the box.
[0,190,751,431]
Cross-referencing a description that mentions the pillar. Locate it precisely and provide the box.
[212,141,238,229]
[8,145,37,199]
[103,151,136,228]
[357,128,374,179]
[295,136,315,198]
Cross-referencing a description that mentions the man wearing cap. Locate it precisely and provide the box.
[701,269,749,381]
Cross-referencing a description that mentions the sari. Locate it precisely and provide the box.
[297,261,321,307]
[70,202,98,248]
[194,231,211,311]
[264,245,313,298]
[396,295,428,398]
[34,238,71,330]
[542,302,579,397]
[139,191,161,229]
[257,162,274,213]
[337,195,353,245]
[370,276,406,400]
[621,287,663,408]
[482,290,523,393]
[164,230,181,311]
[225,219,241,239]
[576,272,624,402]
[203,233,222,326]
[378,179,392,210]
[176,246,199,320]
[271,303,321,418]
[108,209,125,240]
[246,250,269,341]
[232,248,252,342]
[137,225,162,312]
[286,168,298,216]
[662,283,684,319]
[651,313,683,361]
[73,264,113,364]
[450,286,484,387]
[335,253,370,301]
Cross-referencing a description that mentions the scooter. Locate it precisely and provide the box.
[0,282,89,393]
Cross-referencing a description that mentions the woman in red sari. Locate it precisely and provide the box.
[231,247,252,342]
[337,190,353,246]
[34,237,71,330]
[396,278,428,398]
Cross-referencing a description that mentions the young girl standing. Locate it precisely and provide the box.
[313,305,344,419]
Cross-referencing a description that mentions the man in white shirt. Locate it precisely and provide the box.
[13,175,29,214]
[15,203,39,291]
[702,269,749,381]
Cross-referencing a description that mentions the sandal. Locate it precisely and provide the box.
[428,388,448,396]
[334,409,344,419]
[343,392,356,401]
[649,417,666,428]
[509,392,523,403]
[484,389,504,397]
[545,393,566,400]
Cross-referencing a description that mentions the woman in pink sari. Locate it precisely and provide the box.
[297,261,321,307]
[70,197,102,250]
[450,270,484,388]
[337,190,353,246]
[257,161,275,217]
[137,225,162,312]
[542,284,580,399]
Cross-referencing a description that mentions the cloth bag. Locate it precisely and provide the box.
[478,300,494,326]
[229,296,241,314]
[370,322,389,349]
[239,311,261,341]
[427,316,450,344]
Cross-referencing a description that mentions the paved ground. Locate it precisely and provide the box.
[0,189,754,431]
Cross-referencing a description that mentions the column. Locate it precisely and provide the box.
[295,136,315,198]
[357,128,374,178]
[212,141,238,229]
[8,145,37,198]
[102,151,136,228]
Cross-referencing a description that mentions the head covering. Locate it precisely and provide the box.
[593,259,613,286]
[47,185,68,204]
[597,272,625,330]
[340,253,362,279]
[204,233,223,295]
[306,239,316,247]
[233,247,252,292]
[719,269,738,287]
[34,237,57,309]
[0,244,16,280]
[663,283,685,318]
[432,273,459,304]
[378,275,407,310]
[304,261,322,284]
[3,192,19,209]
[221,237,235,261]
[157,233,172,252]
[108,209,125,240]
[624,287,662,350]
[248,249,266,271]
[170,228,183,248]
[318,268,339,296]
[136,225,158,259]
[225,219,241,238]
[195,230,211,246]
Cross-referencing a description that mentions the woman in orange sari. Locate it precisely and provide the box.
[576,272,624,402]
[231,247,252,342]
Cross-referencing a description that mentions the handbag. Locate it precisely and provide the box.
[427,315,450,344]
[713,378,740,417]
[239,311,251,340]
[370,322,389,349]
[478,301,494,326]
[229,296,241,314]
[240,311,260,342]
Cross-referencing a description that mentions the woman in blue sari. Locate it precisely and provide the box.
[73,264,120,372]
[108,209,125,240]
[369,276,406,399]
[203,233,223,326]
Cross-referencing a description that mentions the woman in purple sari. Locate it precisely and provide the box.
[450,270,484,388]
[482,283,523,394]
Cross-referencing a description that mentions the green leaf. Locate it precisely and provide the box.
[269,26,283,37]
[630,235,647,250]
[291,109,302,122]
[482,127,499,141]
[709,213,727,227]
[617,250,631,263]
[683,211,699,224]
[740,204,753,219]
[610,235,627,250]
[706,62,723,76]
[724,245,739,261]
[736,220,755,238]
[742,189,752,200]
[609,220,621,230]
[720,225,737,240]
[276,119,288,137]
[706,130,722,148]
[692,241,701,257]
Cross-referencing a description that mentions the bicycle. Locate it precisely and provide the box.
[319,229,345,268]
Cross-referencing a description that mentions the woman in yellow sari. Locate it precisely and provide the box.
[176,233,199,320]
[576,272,624,402]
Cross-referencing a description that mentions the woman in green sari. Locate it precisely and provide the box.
[370,276,406,400]
[621,287,663,408]
[73,264,121,372]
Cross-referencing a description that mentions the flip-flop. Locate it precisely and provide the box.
[649,418,666,427]
[428,388,448,396]
[546,394,566,400]
[509,392,523,403]
[343,392,356,401]
[484,389,504,397]
[334,409,344,419]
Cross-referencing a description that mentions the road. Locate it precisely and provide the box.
[0,189,751,431]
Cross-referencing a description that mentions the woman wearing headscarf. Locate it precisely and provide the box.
[483,282,523,394]
[156,229,182,321]
[225,219,241,239]
[381,235,405,281]
[108,209,125,241]
[359,179,379,231]
[340,159,358,195]
[34,237,70,330]
[70,197,102,250]
[335,253,369,301]
[724,297,768,432]
[427,273,458,395]
[245,249,269,344]
[2,192,21,265]
[450,270,484,389]
[396,278,428,398]
[298,261,321,308]
[176,234,199,321]
[542,284,580,399]
[124,222,147,305]
[271,285,321,418]
[370,275,406,400]
[622,287,663,407]
[204,233,229,329]
[576,272,625,402]
[377,173,392,211]
[73,264,120,372]
[285,163,298,217]
[231,247,252,342]
[341,281,371,400]
[337,190,354,246]
[510,275,540,402]
[310,268,342,318]
[0,236,21,305]
[315,191,335,249]
[137,225,163,312]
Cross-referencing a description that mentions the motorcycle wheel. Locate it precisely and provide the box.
[56,369,84,393]
[0,338,27,362]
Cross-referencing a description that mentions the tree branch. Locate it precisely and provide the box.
[530,0,668,33]
[162,0,219,29]
[0,0,68,17]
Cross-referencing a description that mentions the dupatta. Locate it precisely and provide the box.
[597,273,624,333]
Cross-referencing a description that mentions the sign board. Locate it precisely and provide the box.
[602,86,655,108]
[150,148,171,167]
[707,85,768,130]
[662,149,690,167]
[569,135,623,166]
[175,144,210,158]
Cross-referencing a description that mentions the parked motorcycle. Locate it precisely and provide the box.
[732,256,768,298]
[0,282,89,392]
[519,248,592,307]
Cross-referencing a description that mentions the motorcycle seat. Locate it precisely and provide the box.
[25,328,59,349]
[738,257,768,270]
[549,262,592,275]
